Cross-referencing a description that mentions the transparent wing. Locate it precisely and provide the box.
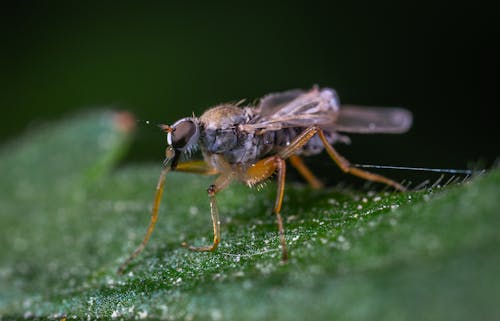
[242,88,412,134]
[241,87,340,132]
[258,89,306,117]
[334,105,412,134]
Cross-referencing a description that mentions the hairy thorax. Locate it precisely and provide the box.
[199,105,256,167]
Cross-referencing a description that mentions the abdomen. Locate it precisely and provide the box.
[201,126,339,166]
[258,127,338,158]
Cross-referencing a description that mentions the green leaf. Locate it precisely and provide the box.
[0,111,498,320]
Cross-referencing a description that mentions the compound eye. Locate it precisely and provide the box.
[171,119,197,149]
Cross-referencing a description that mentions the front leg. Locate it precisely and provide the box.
[117,160,219,274]
[181,173,234,252]
[181,184,220,251]
[117,166,170,274]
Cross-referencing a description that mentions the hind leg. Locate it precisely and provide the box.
[278,125,405,191]
[315,129,406,191]
[289,155,323,189]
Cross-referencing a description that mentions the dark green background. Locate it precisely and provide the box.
[1,1,498,173]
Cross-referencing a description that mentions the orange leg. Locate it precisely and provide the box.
[289,155,324,189]
[278,125,405,191]
[242,126,404,263]
[243,156,288,261]
[181,173,233,252]
[117,160,219,274]
[175,160,219,175]
[316,129,406,191]
[118,166,170,274]
[274,158,288,261]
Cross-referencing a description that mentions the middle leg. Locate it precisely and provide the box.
[243,156,288,261]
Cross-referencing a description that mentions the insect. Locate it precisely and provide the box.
[117,86,413,274]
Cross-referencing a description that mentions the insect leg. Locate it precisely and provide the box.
[181,173,233,252]
[277,126,320,160]
[175,160,219,175]
[175,160,223,251]
[274,157,288,261]
[117,161,219,274]
[277,125,405,190]
[316,129,406,191]
[243,156,288,261]
[118,166,170,274]
[289,155,324,189]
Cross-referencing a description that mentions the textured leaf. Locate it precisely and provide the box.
[0,112,498,320]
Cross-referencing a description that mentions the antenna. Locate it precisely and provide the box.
[136,119,171,132]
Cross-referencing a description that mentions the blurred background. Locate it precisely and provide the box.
[1,1,498,183]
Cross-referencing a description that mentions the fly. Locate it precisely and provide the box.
[117,86,414,274]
